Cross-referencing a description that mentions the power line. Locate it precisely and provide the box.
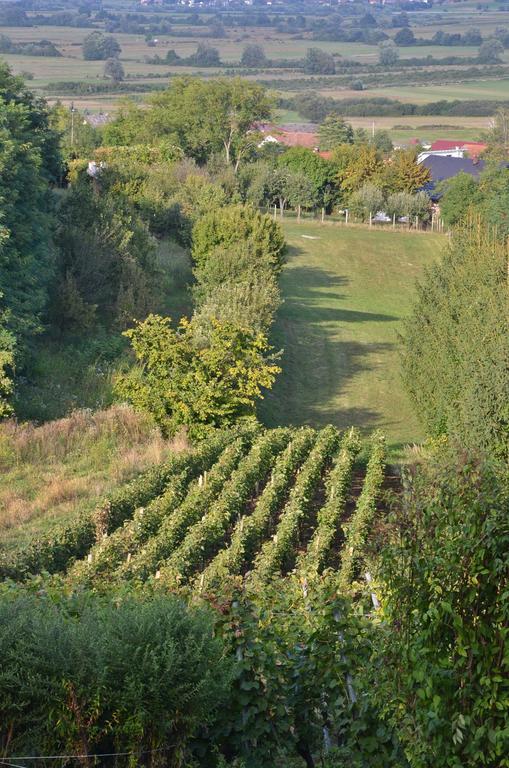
[0,747,166,763]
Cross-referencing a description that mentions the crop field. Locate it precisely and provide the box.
[318,79,509,104]
[260,222,444,452]
[0,424,387,593]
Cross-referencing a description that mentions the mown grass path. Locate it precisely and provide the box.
[260,222,444,454]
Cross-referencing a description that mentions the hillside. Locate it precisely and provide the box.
[0,407,182,552]
[261,222,444,453]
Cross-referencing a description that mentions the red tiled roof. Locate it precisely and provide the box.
[430,140,487,157]
[278,131,318,149]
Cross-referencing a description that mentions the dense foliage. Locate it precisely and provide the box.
[401,219,509,461]
[115,315,280,439]
[0,589,231,765]
[376,449,509,768]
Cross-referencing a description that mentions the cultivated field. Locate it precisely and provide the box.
[0,422,387,592]
[260,222,444,452]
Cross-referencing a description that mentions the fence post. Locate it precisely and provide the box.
[345,209,349,226]
[273,204,277,221]
[298,204,301,223]
[392,213,396,230]
[415,215,419,230]
[369,212,372,228]
[321,207,325,223]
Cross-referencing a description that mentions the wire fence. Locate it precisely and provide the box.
[260,205,447,235]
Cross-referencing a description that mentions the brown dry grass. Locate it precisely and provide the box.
[0,406,179,549]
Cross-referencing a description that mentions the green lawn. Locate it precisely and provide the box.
[260,222,444,454]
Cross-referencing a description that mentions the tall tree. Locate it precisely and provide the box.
[277,147,337,209]
[106,77,273,169]
[0,65,60,357]
[318,115,354,150]
[382,148,430,193]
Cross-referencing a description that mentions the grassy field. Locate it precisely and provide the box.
[260,222,444,454]
[0,406,179,551]
[325,79,509,104]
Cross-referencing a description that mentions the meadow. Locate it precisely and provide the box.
[260,221,444,453]
[0,406,177,551]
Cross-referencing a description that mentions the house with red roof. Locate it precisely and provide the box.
[257,123,320,151]
[429,140,487,158]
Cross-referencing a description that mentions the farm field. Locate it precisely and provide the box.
[260,222,444,453]
[319,79,509,103]
[275,110,490,143]
[3,23,500,66]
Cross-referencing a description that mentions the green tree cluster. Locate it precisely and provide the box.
[318,114,354,150]
[104,77,273,169]
[241,43,268,67]
[0,64,61,411]
[304,47,336,74]
[82,31,121,60]
[55,168,158,332]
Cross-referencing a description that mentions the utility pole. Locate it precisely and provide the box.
[70,101,75,149]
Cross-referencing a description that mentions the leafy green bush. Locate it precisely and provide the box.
[0,588,231,764]
[192,204,285,274]
[375,449,509,767]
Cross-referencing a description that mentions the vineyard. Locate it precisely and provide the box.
[0,425,396,765]
[0,425,386,591]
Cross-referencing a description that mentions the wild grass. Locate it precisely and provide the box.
[0,406,178,550]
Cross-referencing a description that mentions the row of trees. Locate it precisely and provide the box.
[0,64,60,416]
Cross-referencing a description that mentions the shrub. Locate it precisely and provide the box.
[192,204,285,273]
[0,589,231,763]
[375,449,509,767]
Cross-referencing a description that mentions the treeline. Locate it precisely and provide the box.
[45,81,167,95]
[289,93,509,121]
[261,64,509,94]
[0,34,61,56]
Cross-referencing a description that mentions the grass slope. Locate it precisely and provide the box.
[260,222,443,453]
[0,406,178,551]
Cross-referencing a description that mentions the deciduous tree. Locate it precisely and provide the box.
[115,315,281,438]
